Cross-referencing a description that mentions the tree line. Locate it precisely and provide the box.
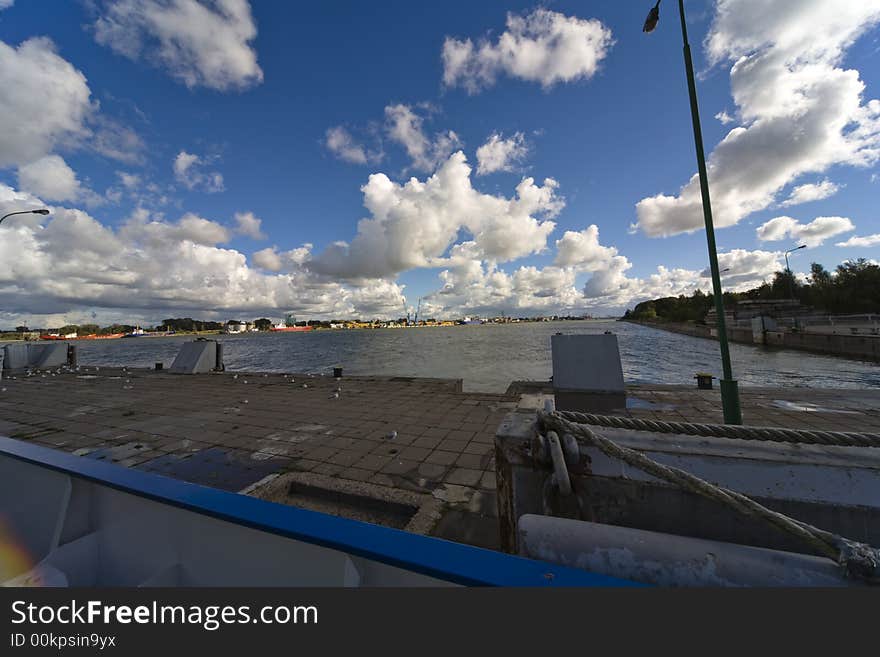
[624,259,880,322]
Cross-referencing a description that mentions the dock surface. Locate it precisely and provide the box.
[2,368,878,547]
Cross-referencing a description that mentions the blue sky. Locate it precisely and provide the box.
[0,1,879,326]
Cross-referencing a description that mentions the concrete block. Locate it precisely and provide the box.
[551,333,625,412]
[551,333,624,392]
[29,343,68,369]
[3,343,29,370]
[169,340,218,374]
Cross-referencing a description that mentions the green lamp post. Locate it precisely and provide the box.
[643,0,742,424]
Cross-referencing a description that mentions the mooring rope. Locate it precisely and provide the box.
[538,410,880,584]
[551,410,880,448]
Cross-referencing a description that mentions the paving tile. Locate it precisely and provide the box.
[398,446,432,461]
[445,467,483,487]
[437,438,468,453]
[326,450,363,467]
[417,463,448,480]
[303,446,338,461]
[352,453,391,472]
[380,458,420,475]
[312,463,345,477]
[463,442,494,455]
[425,449,458,466]
[412,435,443,449]
[338,467,374,482]
[455,453,484,469]
[287,458,322,472]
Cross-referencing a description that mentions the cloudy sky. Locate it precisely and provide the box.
[1,0,879,328]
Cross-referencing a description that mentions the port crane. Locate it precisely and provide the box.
[402,298,422,326]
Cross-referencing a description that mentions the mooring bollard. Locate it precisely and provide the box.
[333,366,343,378]
[155,362,163,371]
[67,345,77,368]
[215,342,225,372]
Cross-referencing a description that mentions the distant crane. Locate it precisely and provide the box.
[402,298,422,325]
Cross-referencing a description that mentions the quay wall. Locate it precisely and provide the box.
[625,320,880,362]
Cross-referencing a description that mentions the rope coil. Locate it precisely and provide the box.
[538,410,880,584]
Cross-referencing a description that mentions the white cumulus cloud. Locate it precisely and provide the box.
[634,0,880,238]
[836,234,880,248]
[17,156,83,202]
[780,179,841,207]
[384,104,462,173]
[553,225,618,271]
[756,215,854,247]
[0,38,92,168]
[173,150,224,193]
[252,244,312,272]
[92,0,263,91]
[476,132,529,176]
[324,126,374,165]
[310,152,562,279]
[234,211,265,240]
[442,8,614,93]
[0,183,405,325]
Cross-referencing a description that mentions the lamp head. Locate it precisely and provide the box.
[32,209,50,215]
[643,1,661,33]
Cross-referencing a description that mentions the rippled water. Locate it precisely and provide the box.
[53,320,879,392]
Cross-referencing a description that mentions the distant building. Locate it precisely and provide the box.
[225,320,252,334]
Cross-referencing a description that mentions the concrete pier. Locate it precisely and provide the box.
[1,367,878,549]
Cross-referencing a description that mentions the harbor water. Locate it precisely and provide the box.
[39,320,880,392]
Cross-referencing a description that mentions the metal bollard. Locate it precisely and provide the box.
[214,341,225,372]
[67,344,77,368]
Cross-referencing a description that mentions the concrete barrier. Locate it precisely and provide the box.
[551,333,625,412]
[2,343,29,370]
[2,342,70,371]
[169,339,221,374]
[30,343,69,369]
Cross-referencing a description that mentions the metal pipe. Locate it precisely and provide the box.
[518,515,860,587]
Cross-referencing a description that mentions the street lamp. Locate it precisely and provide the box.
[784,245,807,300]
[0,208,50,227]
[643,0,742,424]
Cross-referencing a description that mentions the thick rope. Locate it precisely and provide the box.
[553,410,880,449]
[539,410,880,584]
